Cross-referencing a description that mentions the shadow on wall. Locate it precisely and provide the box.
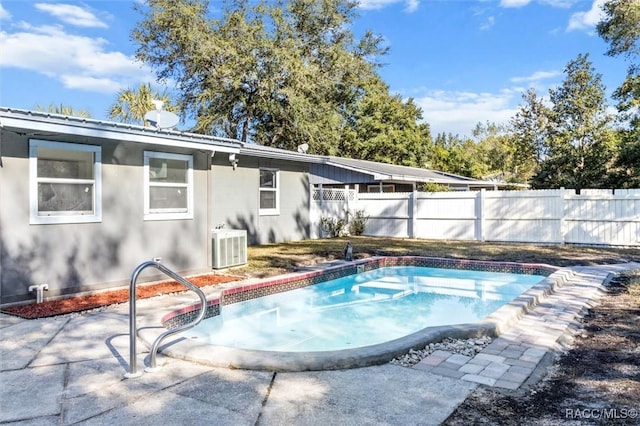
[1,235,37,303]
[0,233,100,304]
[167,219,203,268]
[225,174,311,245]
[228,212,310,246]
[228,213,261,245]
[296,174,311,238]
[0,221,205,305]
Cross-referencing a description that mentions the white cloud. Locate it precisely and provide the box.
[409,67,569,136]
[405,0,419,13]
[480,16,495,31]
[500,0,576,8]
[0,4,11,20]
[35,3,108,28]
[500,0,531,7]
[567,0,606,31]
[0,24,154,94]
[413,89,520,136]
[60,75,122,93]
[358,0,419,12]
[510,70,561,83]
[542,0,576,7]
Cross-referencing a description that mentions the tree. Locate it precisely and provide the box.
[473,122,517,181]
[338,76,431,167]
[132,0,408,157]
[426,132,490,179]
[108,83,177,126]
[597,0,640,121]
[597,0,640,187]
[34,104,91,118]
[257,0,386,153]
[532,54,616,192]
[610,126,640,187]
[508,89,552,183]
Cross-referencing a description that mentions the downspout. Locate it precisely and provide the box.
[207,150,215,269]
[0,120,4,167]
[0,126,4,305]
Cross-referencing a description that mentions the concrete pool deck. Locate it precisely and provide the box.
[1,262,638,425]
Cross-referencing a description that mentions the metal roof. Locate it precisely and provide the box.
[1,106,511,188]
[0,107,241,154]
[238,143,507,188]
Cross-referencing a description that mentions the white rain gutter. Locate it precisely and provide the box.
[0,114,241,154]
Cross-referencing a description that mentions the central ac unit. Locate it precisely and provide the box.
[212,229,248,269]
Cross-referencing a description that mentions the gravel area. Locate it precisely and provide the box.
[390,336,493,367]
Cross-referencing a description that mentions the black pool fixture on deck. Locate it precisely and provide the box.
[343,241,353,261]
[124,259,208,379]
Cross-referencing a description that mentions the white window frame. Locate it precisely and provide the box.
[367,184,395,193]
[144,151,194,221]
[29,139,102,224]
[259,168,280,216]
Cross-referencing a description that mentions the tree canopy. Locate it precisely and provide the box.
[508,89,551,183]
[597,0,640,119]
[598,0,640,187]
[338,75,431,167]
[509,54,617,192]
[125,0,640,189]
[133,0,420,159]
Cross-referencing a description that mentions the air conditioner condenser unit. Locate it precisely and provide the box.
[212,229,248,269]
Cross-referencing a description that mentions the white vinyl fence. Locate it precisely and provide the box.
[310,188,640,247]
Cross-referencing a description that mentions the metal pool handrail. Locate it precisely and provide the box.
[125,259,208,378]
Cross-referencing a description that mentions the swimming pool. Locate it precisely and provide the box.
[184,266,545,352]
[148,257,565,371]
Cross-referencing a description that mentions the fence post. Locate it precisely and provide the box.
[317,184,324,239]
[559,187,566,245]
[476,189,485,241]
[344,185,351,224]
[352,188,359,223]
[409,190,417,239]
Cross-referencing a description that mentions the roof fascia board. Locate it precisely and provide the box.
[239,146,324,163]
[0,115,240,154]
[324,161,453,183]
[325,161,504,186]
[323,160,386,179]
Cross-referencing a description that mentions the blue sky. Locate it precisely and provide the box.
[0,0,628,137]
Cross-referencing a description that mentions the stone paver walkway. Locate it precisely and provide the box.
[413,265,626,389]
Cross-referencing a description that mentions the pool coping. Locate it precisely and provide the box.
[138,256,572,372]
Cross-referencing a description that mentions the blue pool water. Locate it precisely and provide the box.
[185,266,546,352]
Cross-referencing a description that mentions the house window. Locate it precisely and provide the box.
[144,151,193,220]
[29,140,102,224]
[367,184,395,193]
[259,169,279,215]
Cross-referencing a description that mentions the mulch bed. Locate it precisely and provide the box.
[1,274,241,319]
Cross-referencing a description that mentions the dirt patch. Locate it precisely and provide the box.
[1,274,241,319]
[444,274,640,425]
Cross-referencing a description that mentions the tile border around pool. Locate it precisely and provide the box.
[161,256,556,329]
[150,256,569,371]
